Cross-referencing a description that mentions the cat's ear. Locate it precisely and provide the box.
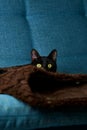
[48,49,57,61]
[31,49,40,61]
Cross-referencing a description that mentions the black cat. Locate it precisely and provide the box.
[31,49,57,72]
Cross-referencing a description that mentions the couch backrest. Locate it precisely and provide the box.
[0,0,87,74]
[25,0,87,73]
[0,0,32,67]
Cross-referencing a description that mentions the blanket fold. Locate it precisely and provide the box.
[0,65,87,108]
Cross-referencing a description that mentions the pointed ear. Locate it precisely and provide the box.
[31,49,40,61]
[48,49,57,61]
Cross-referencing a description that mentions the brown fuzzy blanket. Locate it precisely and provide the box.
[0,64,87,108]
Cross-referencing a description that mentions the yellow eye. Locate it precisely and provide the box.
[36,63,42,68]
[48,64,52,68]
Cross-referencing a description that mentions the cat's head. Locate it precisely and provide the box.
[31,49,57,72]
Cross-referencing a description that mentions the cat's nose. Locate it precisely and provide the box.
[39,65,46,71]
[41,67,45,71]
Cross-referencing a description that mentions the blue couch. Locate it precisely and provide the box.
[0,0,87,129]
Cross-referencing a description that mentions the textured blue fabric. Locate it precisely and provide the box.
[26,0,87,74]
[0,0,87,130]
[1,95,87,130]
[83,0,87,16]
[0,0,32,67]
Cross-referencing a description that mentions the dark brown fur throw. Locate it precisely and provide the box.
[0,65,87,108]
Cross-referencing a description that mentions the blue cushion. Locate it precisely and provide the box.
[1,94,87,130]
[0,0,87,130]
[83,0,87,16]
[26,0,87,73]
[0,0,32,67]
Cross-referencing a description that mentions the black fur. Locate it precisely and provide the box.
[31,49,57,72]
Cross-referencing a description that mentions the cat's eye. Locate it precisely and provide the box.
[48,64,52,69]
[36,63,42,68]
